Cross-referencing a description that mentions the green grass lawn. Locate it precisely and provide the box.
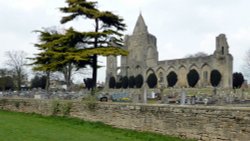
[0,110,194,141]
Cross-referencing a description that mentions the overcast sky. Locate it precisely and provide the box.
[1,0,250,82]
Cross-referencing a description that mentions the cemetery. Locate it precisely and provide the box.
[0,1,250,141]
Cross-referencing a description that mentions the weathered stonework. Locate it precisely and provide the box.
[1,99,249,141]
[106,14,233,88]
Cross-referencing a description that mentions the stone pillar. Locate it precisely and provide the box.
[142,87,147,104]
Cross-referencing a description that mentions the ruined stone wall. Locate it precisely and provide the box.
[1,98,249,141]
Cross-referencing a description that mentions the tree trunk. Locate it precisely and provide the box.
[45,71,50,93]
[17,69,22,92]
[91,18,99,93]
[66,63,72,90]
[63,63,72,91]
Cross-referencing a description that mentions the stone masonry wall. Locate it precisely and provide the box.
[0,98,249,141]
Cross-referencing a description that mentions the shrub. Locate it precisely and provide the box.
[187,69,200,87]
[51,101,60,115]
[84,78,93,90]
[84,95,97,111]
[61,102,72,116]
[167,71,178,87]
[147,73,157,88]
[210,69,221,87]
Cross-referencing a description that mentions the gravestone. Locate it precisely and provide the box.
[191,96,196,105]
[180,90,186,105]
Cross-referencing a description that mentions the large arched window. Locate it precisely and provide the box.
[167,71,178,87]
[147,73,157,88]
[187,69,200,87]
[109,76,116,88]
[210,69,222,87]
[135,74,143,88]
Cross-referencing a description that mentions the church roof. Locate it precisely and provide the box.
[133,13,148,34]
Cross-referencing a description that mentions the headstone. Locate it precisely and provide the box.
[180,90,186,105]
[204,98,208,105]
[162,95,169,104]
[191,96,196,105]
[187,98,191,105]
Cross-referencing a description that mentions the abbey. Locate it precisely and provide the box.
[106,14,233,88]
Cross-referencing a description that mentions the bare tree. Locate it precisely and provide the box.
[185,52,208,58]
[5,50,27,91]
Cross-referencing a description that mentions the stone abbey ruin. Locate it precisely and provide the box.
[106,14,233,89]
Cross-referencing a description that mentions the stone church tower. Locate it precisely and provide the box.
[120,14,158,75]
[106,14,233,88]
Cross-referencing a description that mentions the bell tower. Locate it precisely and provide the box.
[214,34,229,58]
[213,34,233,88]
[124,13,158,68]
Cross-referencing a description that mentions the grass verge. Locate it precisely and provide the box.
[0,110,195,141]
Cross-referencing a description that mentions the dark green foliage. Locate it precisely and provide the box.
[31,75,47,89]
[59,0,128,89]
[147,73,157,88]
[233,72,244,89]
[187,69,200,87]
[121,76,128,89]
[210,70,221,87]
[31,28,93,72]
[84,78,93,90]
[31,0,128,92]
[109,76,116,88]
[51,101,60,116]
[61,102,73,116]
[0,76,14,91]
[128,76,135,88]
[135,74,143,88]
[167,71,178,87]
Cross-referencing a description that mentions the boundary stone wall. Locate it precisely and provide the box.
[0,98,249,141]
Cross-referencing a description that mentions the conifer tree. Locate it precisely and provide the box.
[31,28,92,91]
[59,0,128,89]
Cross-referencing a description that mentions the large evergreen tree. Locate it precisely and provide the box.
[59,0,128,90]
[32,28,93,90]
